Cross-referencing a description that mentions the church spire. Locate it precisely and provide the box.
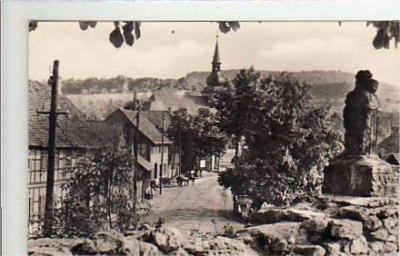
[204,35,226,96]
[212,36,221,71]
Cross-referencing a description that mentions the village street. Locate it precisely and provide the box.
[144,171,245,238]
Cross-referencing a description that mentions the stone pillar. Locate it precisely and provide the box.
[323,155,395,196]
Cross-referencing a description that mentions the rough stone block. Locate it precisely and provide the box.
[300,217,330,234]
[338,205,382,231]
[286,209,327,222]
[250,208,327,225]
[150,227,184,253]
[383,242,399,254]
[293,245,326,256]
[249,208,287,224]
[320,195,394,208]
[323,242,342,256]
[307,234,325,244]
[375,205,399,218]
[369,241,385,254]
[29,246,73,256]
[175,247,190,256]
[349,235,369,255]
[184,236,257,256]
[329,219,363,240]
[383,218,399,233]
[371,227,389,241]
[239,222,304,254]
[323,156,394,196]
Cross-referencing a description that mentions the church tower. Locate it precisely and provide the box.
[202,36,226,97]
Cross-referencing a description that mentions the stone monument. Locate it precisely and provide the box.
[323,70,396,196]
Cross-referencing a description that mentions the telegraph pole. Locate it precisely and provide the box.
[159,111,165,195]
[178,120,182,176]
[41,60,63,237]
[133,91,140,202]
[43,60,59,237]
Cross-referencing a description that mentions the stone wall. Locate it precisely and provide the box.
[246,194,399,255]
[28,166,399,256]
[29,193,399,256]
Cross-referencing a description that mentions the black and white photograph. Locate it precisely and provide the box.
[22,17,400,255]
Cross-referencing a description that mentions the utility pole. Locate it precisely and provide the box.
[178,120,182,176]
[39,60,67,237]
[133,91,140,202]
[159,111,165,195]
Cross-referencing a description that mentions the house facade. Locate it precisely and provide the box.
[105,108,174,183]
[29,80,107,235]
[88,120,154,201]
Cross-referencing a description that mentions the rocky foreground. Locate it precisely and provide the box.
[29,194,399,256]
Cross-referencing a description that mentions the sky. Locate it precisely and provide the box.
[29,21,400,85]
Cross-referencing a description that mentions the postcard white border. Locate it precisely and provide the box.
[2,0,400,254]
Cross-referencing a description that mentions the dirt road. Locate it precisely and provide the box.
[144,172,244,238]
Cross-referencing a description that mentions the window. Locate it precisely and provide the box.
[38,195,46,218]
[33,159,41,171]
[29,187,46,219]
[29,149,47,183]
[55,149,72,181]
[65,158,71,168]
[41,155,48,170]
[65,150,72,158]
[28,197,33,220]
[38,170,46,183]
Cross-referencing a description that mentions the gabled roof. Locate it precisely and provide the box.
[29,80,107,149]
[88,121,126,147]
[141,110,172,132]
[88,120,153,172]
[143,88,208,115]
[110,108,172,145]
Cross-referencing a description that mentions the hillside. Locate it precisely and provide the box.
[184,70,398,102]
[63,70,399,120]
[62,70,398,101]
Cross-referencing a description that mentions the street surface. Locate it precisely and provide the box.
[144,171,244,238]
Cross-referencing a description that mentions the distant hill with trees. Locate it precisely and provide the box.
[62,70,399,121]
[62,70,398,100]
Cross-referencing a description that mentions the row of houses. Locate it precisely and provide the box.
[28,80,178,234]
[28,39,229,235]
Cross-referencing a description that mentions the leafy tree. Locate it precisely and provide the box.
[193,108,228,159]
[167,108,228,173]
[57,146,148,236]
[167,108,196,173]
[217,68,343,208]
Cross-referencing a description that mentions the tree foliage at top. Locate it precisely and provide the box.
[367,21,400,49]
[216,68,343,207]
[29,20,399,50]
[167,108,228,173]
